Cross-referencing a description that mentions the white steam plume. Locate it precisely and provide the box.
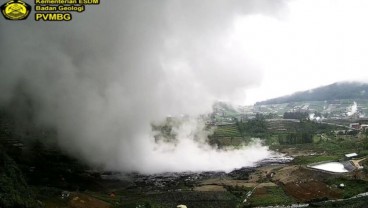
[0,1,286,174]
[347,101,358,116]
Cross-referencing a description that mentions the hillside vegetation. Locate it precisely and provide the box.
[256,82,368,105]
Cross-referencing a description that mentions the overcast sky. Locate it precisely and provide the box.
[235,0,368,104]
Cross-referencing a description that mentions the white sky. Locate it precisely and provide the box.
[230,0,368,104]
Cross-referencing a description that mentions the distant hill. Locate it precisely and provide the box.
[256,82,368,105]
[212,101,239,114]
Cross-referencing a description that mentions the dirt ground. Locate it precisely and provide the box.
[282,181,340,202]
[262,164,343,202]
[194,185,227,191]
[195,160,349,203]
[248,164,287,183]
[280,147,322,157]
[272,165,302,183]
[271,165,336,184]
[199,178,277,188]
[68,193,111,208]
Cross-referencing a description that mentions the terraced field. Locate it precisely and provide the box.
[212,125,241,137]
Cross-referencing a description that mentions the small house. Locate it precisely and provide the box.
[349,123,360,130]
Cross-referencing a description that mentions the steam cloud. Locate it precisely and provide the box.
[347,101,358,116]
[0,1,286,173]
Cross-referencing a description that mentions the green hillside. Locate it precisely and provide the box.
[256,82,368,105]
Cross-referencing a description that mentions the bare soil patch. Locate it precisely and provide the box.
[282,181,340,202]
[194,185,226,192]
[68,193,111,208]
[199,178,276,188]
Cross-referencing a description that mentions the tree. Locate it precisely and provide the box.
[0,152,40,208]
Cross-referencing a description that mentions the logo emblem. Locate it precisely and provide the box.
[1,0,31,20]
